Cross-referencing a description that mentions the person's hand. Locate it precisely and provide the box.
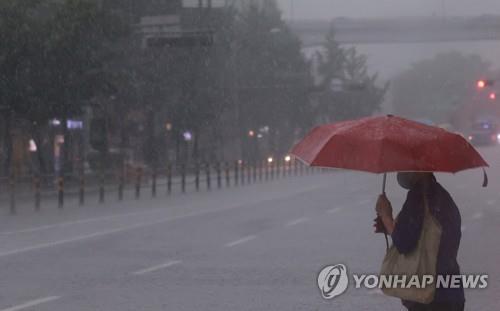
[373,216,386,233]
[375,194,393,219]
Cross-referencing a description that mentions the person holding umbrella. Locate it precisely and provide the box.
[375,172,465,311]
[291,115,488,310]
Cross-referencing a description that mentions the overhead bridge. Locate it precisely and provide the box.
[291,16,500,46]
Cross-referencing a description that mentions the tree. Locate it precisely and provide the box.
[232,1,314,159]
[38,0,127,173]
[51,0,127,170]
[0,0,42,175]
[132,1,314,165]
[339,47,389,119]
[392,51,491,123]
[122,7,238,166]
[316,24,345,89]
[315,25,388,122]
[0,0,128,175]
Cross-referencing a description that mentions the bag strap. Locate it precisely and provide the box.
[423,192,430,216]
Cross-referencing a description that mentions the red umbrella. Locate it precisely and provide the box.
[292,115,488,176]
[291,115,489,246]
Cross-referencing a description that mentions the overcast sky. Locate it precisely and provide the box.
[276,0,500,20]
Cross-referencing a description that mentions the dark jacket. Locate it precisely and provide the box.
[391,177,465,304]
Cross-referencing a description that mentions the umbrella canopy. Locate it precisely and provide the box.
[291,115,488,174]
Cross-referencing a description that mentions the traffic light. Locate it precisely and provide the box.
[489,92,496,100]
[477,79,495,89]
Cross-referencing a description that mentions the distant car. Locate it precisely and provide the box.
[467,121,499,146]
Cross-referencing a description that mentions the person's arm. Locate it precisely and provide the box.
[375,194,395,234]
[376,192,424,254]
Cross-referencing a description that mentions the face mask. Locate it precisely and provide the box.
[397,173,416,190]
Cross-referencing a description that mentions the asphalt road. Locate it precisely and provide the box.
[0,146,499,310]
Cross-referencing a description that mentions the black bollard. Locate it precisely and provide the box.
[167,164,172,195]
[181,164,186,193]
[99,172,105,204]
[152,169,157,198]
[135,167,142,199]
[216,162,222,189]
[259,161,263,182]
[234,161,239,186]
[195,163,200,192]
[240,161,245,186]
[79,170,85,206]
[206,163,211,191]
[34,175,41,211]
[58,176,64,209]
[118,171,124,201]
[9,174,16,215]
[225,162,230,188]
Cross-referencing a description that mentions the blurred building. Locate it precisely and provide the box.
[101,0,183,22]
[100,0,224,169]
[230,0,268,10]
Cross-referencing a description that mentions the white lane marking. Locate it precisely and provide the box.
[225,235,257,248]
[486,200,496,206]
[0,212,227,258]
[132,260,181,276]
[0,210,166,236]
[0,296,61,311]
[461,226,467,232]
[0,183,328,259]
[285,217,309,227]
[472,212,483,220]
[327,207,344,214]
[0,228,139,258]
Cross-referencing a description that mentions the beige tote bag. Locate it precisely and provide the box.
[380,196,442,304]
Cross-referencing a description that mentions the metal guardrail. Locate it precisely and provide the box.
[0,160,324,214]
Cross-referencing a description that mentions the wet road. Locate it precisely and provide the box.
[0,146,498,310]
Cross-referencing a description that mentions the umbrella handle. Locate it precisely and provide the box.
[382,173,387,194]
[381,173,389,251]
